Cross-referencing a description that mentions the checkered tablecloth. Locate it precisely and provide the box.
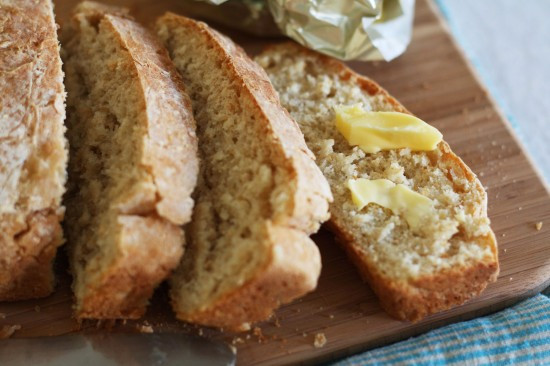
[333,294,550,365]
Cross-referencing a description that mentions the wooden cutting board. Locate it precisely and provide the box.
[2,0,549,364]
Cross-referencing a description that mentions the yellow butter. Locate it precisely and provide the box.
[335,104,442,153]
[347,178,435,231]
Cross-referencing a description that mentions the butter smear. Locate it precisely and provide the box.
[347,179,435,231]
[335,104,442,153]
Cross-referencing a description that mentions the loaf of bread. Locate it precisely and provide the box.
[257,43,499,321]
[155,14,333,330]
[0,0,67,300]
[62,2,198,318]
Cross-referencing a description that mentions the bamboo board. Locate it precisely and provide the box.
[1,0,549,364]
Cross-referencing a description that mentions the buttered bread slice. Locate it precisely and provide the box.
[62,2,198,318]
[156,14,332,330]
[0,0,67,300]
[257,43,499,321]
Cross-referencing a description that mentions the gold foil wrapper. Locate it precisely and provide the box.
[197,0,415,61]
[269,0,415,61]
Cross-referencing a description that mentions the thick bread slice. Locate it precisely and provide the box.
[155,14,332,330]
[257,43,499,321]
[0,0,67,300]
[62,2,198,318]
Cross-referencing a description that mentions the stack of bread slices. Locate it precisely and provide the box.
[0,0,498,330]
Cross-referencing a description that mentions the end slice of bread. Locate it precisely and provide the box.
[155,14,333,330]
[257,43,499,321]
[62,2,199,318]
[0,0,68,300]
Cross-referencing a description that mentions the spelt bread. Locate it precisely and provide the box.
[155,14,332,330]
[62,2,198,319]
[0,0,67,300]
[257,43,499,321]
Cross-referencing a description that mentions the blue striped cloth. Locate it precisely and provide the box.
[333,294,550,365]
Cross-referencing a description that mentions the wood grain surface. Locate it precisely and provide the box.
[1,0,549,365]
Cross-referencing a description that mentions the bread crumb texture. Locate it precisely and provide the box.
[62,3,197,318]
[0,0,67,300]
[257,43,498,320]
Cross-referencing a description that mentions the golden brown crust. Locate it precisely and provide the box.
[175,225,321,331]
[0,0,67,300]
[261,42,499,321]
[106,14,198,225]
[328,220,498,321]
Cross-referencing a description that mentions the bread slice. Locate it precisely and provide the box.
[62,2,198,319]
[0,0,67,300]
[257,43,499,321]
[155,14,332,330]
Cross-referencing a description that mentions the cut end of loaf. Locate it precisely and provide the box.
[257,42,499,321]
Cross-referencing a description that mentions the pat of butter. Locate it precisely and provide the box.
[347,178,435,231]
[335,104,442,153]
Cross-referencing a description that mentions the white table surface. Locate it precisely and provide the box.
[436,0,550,185]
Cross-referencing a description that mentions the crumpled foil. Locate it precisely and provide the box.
[196,0,415,61]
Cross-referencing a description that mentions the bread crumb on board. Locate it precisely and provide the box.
[137,324,154,333]
[253,327,266,343]
[535,222,543,231]
[314,333,327,348]
[0,325,21,339]
[0,313,5,319]
[232,337,244,345]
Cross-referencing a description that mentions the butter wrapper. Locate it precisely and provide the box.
[197,0,415,61]
[269,0,414,61]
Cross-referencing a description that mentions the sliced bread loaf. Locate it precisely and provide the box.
[0,0,67,300]
[62,2,198,318]
[155,14,332,330]
[257,43,499,321]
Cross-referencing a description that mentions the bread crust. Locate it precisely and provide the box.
[260,42,499,321]
[157,15,332,330]
[174,225,321,331]
[0,210,63,300]
[63,3,198,318]
[103,13,198,226]
[0,0,67,300]
[77,215,184,319]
